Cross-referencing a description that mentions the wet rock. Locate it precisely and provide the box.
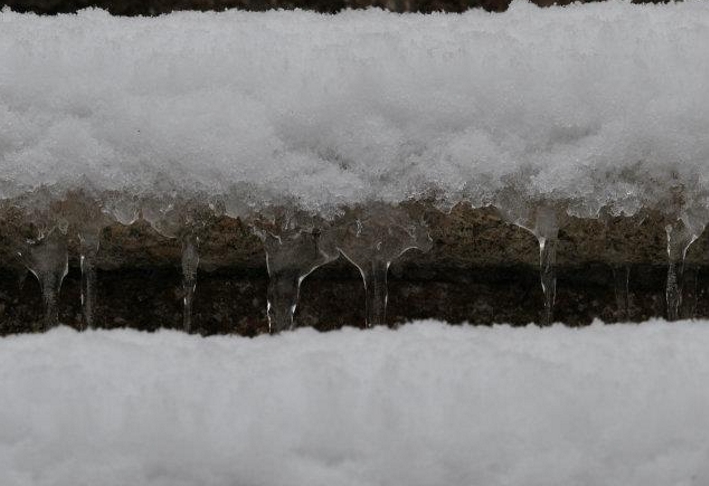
[0,205,705,334]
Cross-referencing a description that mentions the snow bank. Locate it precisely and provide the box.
[1,321,709,485]
[1,2,709,218]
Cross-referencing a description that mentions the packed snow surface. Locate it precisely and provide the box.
[1,2,709,218]
[1,321,709,486]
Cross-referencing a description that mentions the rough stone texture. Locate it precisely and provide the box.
[1,204,708,335]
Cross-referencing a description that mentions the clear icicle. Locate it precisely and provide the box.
[181,234,199,333]
[78,232,100,330]
[602,211,634,322]
[612,264,631,321]
[498,202,561,326]
[260,230,335,333]
[266,265,301,333]
[534,206,559,326]
[141,197,212,332]
[666,259,682,321]
[665,225,687,322]
[19,228,69,331]
[682,265,699,319]
[340,252,393,328]
[61,190,111,330]
[362,258,390,327]
[665,214,705,321]
[332,205,432,328]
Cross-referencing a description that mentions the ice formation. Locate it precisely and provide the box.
[181,233,199,331]
[612,264,630,319]
[1,1,709,327]
[254,211,337,332]
[141,198,216,331]
[16,228,68,329]
[498,204,564,324]
[664,211,706,320]
[62,192,110,328]
[323,204,432,326]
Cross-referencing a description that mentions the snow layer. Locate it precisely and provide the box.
[1,321,709,486]
[1,2,709,218]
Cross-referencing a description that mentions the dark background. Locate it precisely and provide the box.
[1,0,674,15]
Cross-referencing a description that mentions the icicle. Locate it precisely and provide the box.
[333,205,432,328]
[534,206,560,325]
[612,264,631,321]
[538,241,557,324]
[362,257,390,327]
[60,190,111,330]
[497,201,561,325]
[18,228,68,331]
[601,210,635,322]
[259,229,335,333]
[665,254,682,321]
[141,197,213,332]
[181,233,199,333]
[78,232,100,330]
[664,208,706,321]
[682,265,699,319]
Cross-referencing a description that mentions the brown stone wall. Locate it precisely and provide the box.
[1,205,707,335]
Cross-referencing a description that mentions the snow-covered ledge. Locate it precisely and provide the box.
[2,2,709,332]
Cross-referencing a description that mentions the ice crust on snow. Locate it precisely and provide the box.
[2,321,709,486]
[1,1,709,220]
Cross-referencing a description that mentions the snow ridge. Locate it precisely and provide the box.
[1,321,709,486]
[1,1,708,219]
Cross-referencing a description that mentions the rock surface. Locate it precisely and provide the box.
[1,204,707,334]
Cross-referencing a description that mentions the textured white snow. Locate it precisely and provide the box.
[1,321,709,486]
[1,2,709,218]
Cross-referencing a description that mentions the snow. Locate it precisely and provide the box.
[1,1,709,219]
[1,320,709,485]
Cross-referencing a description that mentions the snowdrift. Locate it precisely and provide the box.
[1,321,708,485]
